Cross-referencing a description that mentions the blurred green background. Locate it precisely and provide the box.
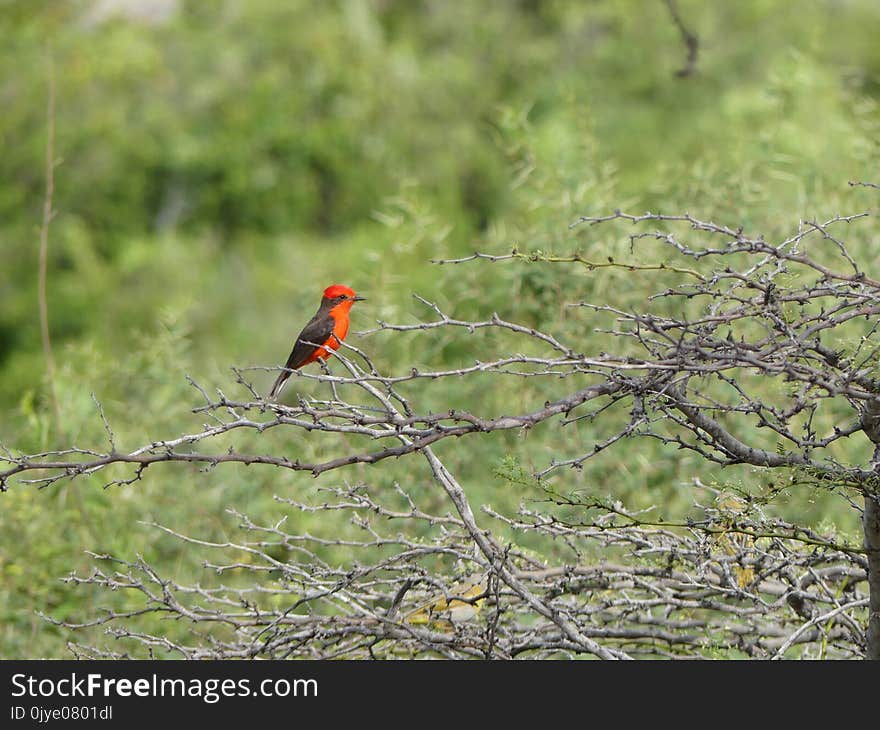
[1,0,879,657]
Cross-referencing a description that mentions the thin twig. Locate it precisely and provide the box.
[38,56,60,429]
[663,0,699,77]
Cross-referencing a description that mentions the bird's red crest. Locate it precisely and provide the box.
[323,284,356,299]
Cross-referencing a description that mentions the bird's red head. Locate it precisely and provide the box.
[323,284,356,300]
[322,284,365,307]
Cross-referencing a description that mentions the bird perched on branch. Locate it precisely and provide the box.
[268,284,365,400]
[403,575,486,631]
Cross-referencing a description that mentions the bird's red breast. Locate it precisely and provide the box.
[300,303,352,366]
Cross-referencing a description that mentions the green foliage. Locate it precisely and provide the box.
[1,0,879,657]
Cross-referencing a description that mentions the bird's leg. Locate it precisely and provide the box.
[317,357,341,403]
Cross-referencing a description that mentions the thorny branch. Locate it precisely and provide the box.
[7,191,880,658]
[53,487,867,659]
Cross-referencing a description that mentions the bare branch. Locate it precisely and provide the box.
[662,0,699,77]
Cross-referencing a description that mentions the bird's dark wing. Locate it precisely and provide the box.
[284,314,335,369]
[268,312,335,399]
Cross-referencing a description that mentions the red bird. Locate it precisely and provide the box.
[268,284,365,399]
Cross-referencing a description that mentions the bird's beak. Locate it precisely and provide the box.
[353,295,367,302]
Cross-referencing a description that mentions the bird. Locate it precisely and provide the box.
[268,284,365,400]
[403,575,486,631]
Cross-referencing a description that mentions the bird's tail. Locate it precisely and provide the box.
[268,371,289,400]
